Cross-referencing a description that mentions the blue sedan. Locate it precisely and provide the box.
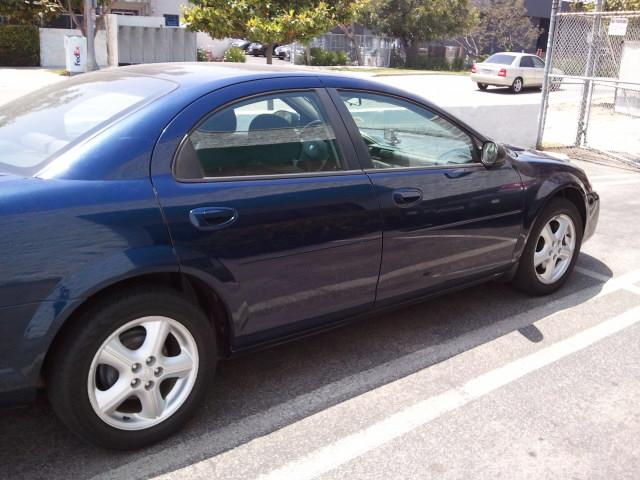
[0,64,599,449]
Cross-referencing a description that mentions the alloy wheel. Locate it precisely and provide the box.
[87,316,199,431]
[533,214,576,285]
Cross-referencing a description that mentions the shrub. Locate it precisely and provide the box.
[308,47,348,66]
[0,25,39,66]
[197,47,207,62]
[224,46,246,63]
[451,56,465,71]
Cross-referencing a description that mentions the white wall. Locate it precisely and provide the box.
[39,28,108,68]
[114,15,166,28]
[149,0,189,17]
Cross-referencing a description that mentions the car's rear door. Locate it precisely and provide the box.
[327,87,524,305]
[151,77,382,347]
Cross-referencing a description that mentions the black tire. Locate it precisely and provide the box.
[46,287,216,450]
[512,198,583,296]
[477,82,488,90]
[511,77,524,93]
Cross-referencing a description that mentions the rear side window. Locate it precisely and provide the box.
[0,73,175,176]
[175,91,344,180]
[520,56,535,68]
[485,54,516,65]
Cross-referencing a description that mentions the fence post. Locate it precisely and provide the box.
[575,0,604,146]
[536,0,560,149]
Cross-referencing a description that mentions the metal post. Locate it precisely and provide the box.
[536,0,560,149]
[84,0,98,71]
[575,0,603,146]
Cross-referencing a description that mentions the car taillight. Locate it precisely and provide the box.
[471,64,477,73]
[498,68,507,77]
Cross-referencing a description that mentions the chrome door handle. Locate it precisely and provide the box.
[189,207,238,231]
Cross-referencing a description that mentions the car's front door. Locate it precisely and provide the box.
[330,89,524,304]
[151,78,382,346]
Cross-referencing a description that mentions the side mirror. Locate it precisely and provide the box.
[481,141,501,167]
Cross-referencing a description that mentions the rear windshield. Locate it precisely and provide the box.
[0,72,175,176]
[485,54,516,65]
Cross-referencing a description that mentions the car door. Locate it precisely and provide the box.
[151,78,382,347]
[519,55,538,86]
[329,88,524,304]
[532,56,546,86]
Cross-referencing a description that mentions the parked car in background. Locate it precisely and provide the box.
[275,44,292,61]
[471,52,563,93]
[0,64,599,450]
[247,42,279,57]
[230,39,251,52]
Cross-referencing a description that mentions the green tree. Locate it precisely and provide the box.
[571,0,640,11]
[364,0,476,67]
[0,0,61,25]
[458,0,540,58]
[184,0,362,64]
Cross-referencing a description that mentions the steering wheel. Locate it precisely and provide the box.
[295,120,330,172]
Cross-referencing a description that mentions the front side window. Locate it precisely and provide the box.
[532,56,545,68]
[175,91,343,179]
[339,92,476,169]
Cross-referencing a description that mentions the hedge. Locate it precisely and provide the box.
[0,25,40,67]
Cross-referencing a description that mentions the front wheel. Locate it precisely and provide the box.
[46,287,216,449]
[477,82,488,90]
[512,198,583,296]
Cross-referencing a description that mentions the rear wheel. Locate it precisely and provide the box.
[477,83,488,90]
[512,198,583,296]
[46,287,216,450]
[511,77,523,93]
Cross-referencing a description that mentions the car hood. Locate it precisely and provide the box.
[505,144,573,165]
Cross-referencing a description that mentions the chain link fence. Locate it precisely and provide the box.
[289,34,393,67]
[538,9,640,164]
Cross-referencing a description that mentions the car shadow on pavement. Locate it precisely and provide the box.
[0,254,612,480]
[480,87,542,95]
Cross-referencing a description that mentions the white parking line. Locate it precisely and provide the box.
[255,303,640,480]
[575,266,640,295]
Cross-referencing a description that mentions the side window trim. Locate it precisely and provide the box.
[327,87,483,171]
[172,87,362,182]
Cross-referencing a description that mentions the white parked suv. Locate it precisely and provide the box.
[471,52,561,93]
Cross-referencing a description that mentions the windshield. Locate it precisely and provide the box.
[0,72,175,176]
[485,54,516,65]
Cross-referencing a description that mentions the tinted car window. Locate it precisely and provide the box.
[532,56,545,68]
[339,92,476,168]
[520,56,535,67]
[175,91,343,179]
[485,54,517,65]
[0,73,175,176]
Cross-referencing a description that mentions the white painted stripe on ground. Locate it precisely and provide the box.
[593,179,640,188]
[575,266,640,295]
[255,304,640,480]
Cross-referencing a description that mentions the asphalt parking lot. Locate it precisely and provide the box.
[1,158,640,479]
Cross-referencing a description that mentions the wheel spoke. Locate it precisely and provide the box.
[534,245,550,267]
[540,258,556,281]
[555,217,569,241]
[95,379,133,414]
[141,319,171,358]
[541,223,554,246]
[97,338,137,372]
[558,246,573,260]
[162,351,194,379]
[138,387,165,419]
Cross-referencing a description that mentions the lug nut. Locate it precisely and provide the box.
[131,363,141,373]
[131,378,140,388]
[144,380,154,390]
[146,356,156,366]
[154,366,163,377]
